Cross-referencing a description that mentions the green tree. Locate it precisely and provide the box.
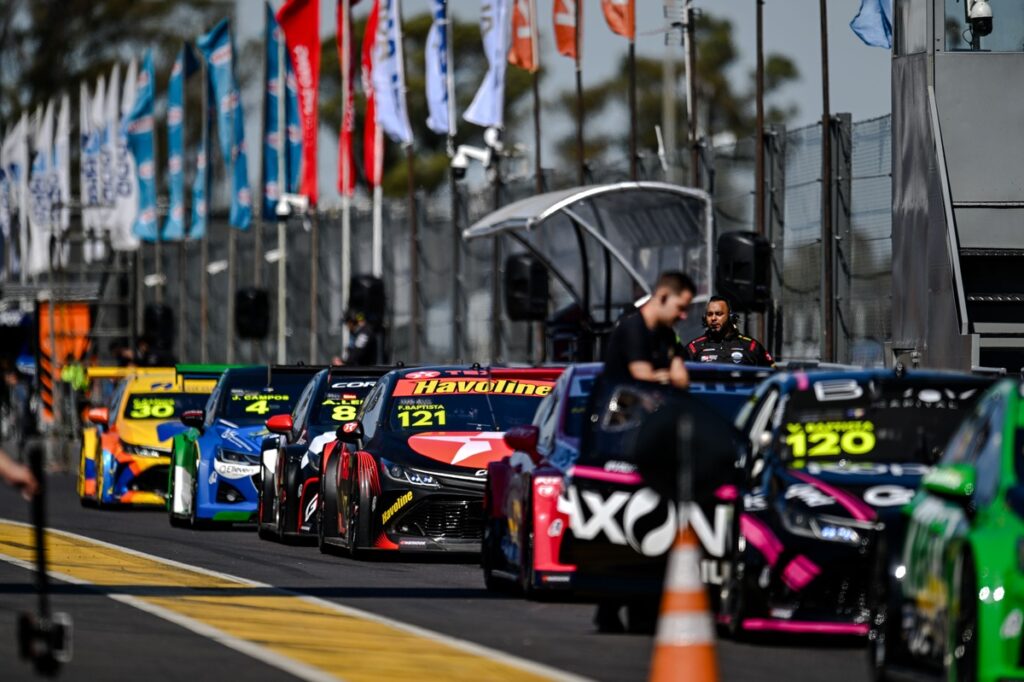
[0,0,222,123]
[319,13,536,196]
[554,12,800,167]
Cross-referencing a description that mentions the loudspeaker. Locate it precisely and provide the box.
[235,288,270,340]
[348,276,385,325]
[715,231,772,313]
[504,254,549,321]
[143,303,174,348]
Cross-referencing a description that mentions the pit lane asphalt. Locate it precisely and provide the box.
[0,474,870,681]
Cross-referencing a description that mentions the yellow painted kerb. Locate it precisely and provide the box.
[0,521,566,682]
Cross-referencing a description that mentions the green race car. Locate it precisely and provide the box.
[870,378,1024,682]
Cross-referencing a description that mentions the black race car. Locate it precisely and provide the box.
[257,366,388,541]
[318,366,563,555]
[719,368,992,639]
[558,364,770,631]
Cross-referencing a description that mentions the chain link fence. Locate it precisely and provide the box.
[139,115,893,367]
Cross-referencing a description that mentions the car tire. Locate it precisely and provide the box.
[482,519,508,592]
[519,492,536,597]
[947,553,979,682]
[319,454,340,555]
[257,460,276,540]
[719,556,749,641]
[188,461,205,530]
[347,460,372,559]
[866,541,904,682]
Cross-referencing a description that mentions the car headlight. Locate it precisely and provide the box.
[381,458,439,488]
[121,442,170,458]
[780,508,866,546]
[216,447,257,465]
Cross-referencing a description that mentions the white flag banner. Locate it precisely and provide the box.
[81,80,100,233]
[100,64,120,235]
[372,0,414,145]
[425,0,452,135]
[55,93,70,234]
[26,103,54,276]
[9,113,29,277]
[112,59,139,251]
[464,0,512,129]
[0,127,10,268]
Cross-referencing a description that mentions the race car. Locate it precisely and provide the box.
[556,364,770,631]
[76,366,140,501]
[78,367,214,507]
[719,368,993,640]
[869,378,1024,682]
[482,362,601,594]
[257,366,388,541]
[318,365,563,555]
[166,365,318,527]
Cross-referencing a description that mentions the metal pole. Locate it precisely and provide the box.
[226,227,235,362]
[447,0,461,362]
[685,0,700,188]
[200,230,208,363]
[277,218,286,363]
[178,241,186,362]
[819,0,834,362]
[276,29,287,365]
[530,0,542,195]
[628,39,637,181]
[340,0,352,356]
[574,1,584,186]
[490,161,502,363]
[754,0,765,236]
[406,146,419,363]
[309,212,318,363]
[372,130,383,277]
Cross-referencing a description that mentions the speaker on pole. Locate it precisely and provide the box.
[235,287,270,340]
[347,276,385,325]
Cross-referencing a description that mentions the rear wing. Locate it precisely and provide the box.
[684,362,773,393]
[174,364,251,393]
[488,366,565,382]
[87,366,174,380]
[326,365,394,380]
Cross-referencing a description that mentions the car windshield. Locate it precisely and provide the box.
[387,373,554,433]
[219,373,314,425]
[312,378,378,427]
[123,392,209,420]
[777,378,987,465]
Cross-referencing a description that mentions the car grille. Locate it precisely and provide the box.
[129,465,168,496]
[393,499,484,541]
[216,480,247,504]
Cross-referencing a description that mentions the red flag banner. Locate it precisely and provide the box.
[601,0,634,40]
[361,0,382,188]
[553,0,578,60]
[337,0,357,196]
[277,0,320,203]
[509,0,538,72]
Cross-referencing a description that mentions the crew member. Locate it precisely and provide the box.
[685,296,774,367]
[342,310,378,366]
[603,271,695,389]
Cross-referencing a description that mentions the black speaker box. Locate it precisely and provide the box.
[504,254,549,321]
[348,276,385,325]
[715,231,772,313]
[236,287,270,340]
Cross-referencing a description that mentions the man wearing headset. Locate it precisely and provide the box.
[685,295,774,367]
[603,271,694,391]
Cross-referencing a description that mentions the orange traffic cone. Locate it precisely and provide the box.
[648,519,718,682]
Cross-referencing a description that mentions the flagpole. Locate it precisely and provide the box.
[398,0,419,363]
[628,37,637,181]
[276,25,287,365]
[820,0,834,362]
[340,0,352,359]
[685,0,700,188]
[200,58,210,364]
[574,0,584,186]
[310,209,318,363]
[446,0,461,362]
[226,225,236,362]
[372,124,383,278]
[531,0,542,195]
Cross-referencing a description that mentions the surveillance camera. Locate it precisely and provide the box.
[450,151,469,180]
[969,0,993,37]
[483,127,504,153]
[275,199,290,217]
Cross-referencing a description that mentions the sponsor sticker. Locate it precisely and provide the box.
[382,491,413,524]
[213,460,259,479]
[392,378,553,397]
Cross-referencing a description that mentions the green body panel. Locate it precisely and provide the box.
[166,427,200,516]
[212,511,253,522]
[897,380,1024,681]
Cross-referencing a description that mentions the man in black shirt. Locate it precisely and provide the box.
[603,271,695,389]
[685,296,774,367]
[342,310,379,366]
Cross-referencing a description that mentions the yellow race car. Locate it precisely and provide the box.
[78,368,213,507]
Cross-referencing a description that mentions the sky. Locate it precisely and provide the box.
[238,1,892,205]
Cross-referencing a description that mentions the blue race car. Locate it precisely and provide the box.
[166,365,319,527]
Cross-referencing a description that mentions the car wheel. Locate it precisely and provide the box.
[482,519,506,592]
[519,493,536,597]
[947,554,979,682]
[188,461,204,530]
[719,556,748,640]
[319,454,340,554]
[94,454,106,508]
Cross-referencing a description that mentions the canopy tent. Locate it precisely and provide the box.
[463,182,713,333]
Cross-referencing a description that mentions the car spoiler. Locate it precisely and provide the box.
[87,366,174,379]
[488,366,565,382]
[326,365,395,379]
[684,362,773,388]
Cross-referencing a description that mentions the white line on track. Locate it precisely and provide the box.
[0,518,591,682]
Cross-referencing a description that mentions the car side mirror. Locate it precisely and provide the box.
[180,409,205,431]
[336,420,364,446]
[266,413,294,438]
[922,463,975,503]
[87,407,109,427]
[504,425,542,464]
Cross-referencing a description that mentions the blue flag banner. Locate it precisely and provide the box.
[263,3,302,221]
[851,0,893,49]
[464,0,512,129]
[165,44,199,241]
[125,52,159,242]
[425,0,451,136]
[198,18,252,230]
[191,74,211,240]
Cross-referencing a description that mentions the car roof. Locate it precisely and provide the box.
[391,365,564,380]
[767,367,993,392]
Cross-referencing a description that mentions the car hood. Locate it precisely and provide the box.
[772,462,930,522]
[116,420,174,450]
[375,430,513,472]
[210,421,272,455]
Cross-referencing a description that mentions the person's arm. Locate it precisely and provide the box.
[626,361,662,382]
[754,340,775,368]
[0,449,37,499]
[668,355,690,389]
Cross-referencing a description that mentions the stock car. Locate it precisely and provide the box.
[556,364,771,630]
[482,362,601,594]
[256,366,388,541]
[78,368,214,507]
[318,365,563,555]
[718,368,992,640]
[870,379,1024,682]
[166,365,318,527]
